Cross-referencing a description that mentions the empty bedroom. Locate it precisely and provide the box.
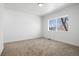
[0,3,79,56]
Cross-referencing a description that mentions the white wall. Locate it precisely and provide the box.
[0,4,4,55]
[42,4,79,47]
[4,9,42,43]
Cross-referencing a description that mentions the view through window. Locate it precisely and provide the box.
[48,16,69,31]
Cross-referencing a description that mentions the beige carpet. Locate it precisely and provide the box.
[1,38,79,56]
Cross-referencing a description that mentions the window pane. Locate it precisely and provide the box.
[57,16,69,31]
[49,19,56,31]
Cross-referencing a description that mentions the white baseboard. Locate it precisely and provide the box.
[44,36,79,47]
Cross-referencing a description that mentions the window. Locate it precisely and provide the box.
[48,15,69,31]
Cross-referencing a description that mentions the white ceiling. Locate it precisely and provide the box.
[4,3,76,16]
